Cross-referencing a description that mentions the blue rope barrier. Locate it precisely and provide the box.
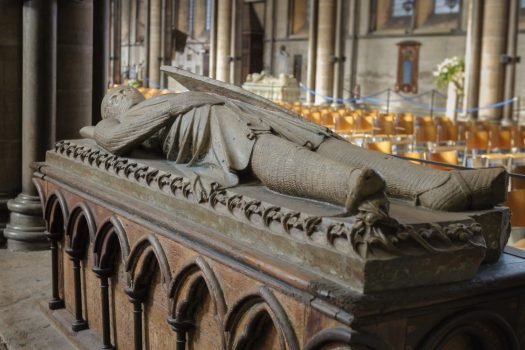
[298,83,517,113]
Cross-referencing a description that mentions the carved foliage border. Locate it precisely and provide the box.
[53,141,484,259]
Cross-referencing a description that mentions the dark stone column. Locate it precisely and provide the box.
[125,287,147,350]
[0,1,23,247]
[46,230,65,309]
[67,247,89,332]
[5,0,56,251]
[56,0,93,140]
[92,0,110,124]
[93,266,115,350]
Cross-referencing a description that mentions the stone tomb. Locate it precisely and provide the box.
[33,139,524,349]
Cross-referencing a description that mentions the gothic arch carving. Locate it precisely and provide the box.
[93,215,131,271]
[44,190,69,234]
[224,286,299,350]
[169,256,227,319]
[419,309,519,350]
[168,256,227,347]
[303,327,390,350]
[126,234,171,289]
[65,202,97,250]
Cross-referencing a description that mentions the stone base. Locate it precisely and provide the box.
[4,193,47,251]
[0,197,8,247]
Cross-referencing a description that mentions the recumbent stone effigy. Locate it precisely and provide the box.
[34,67,522,349]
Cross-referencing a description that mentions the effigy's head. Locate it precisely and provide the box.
[101,86,145,119]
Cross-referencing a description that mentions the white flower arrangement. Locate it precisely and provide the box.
[433,56,464,95]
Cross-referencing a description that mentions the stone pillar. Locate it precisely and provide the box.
[209,0,218,78]
[0,1,23,246]
[314,0,336,105]
[229,0,237,84]
[503,0,520,124]
[478,0,508,121]
[148,0,162,88]
[56,0,93,140]
[462,0,483,120]
[305,0,318,105]
[216,0,232,82]
[5,0,57,251]
[331,0,344,107]
[111,0,122,86]
[93,0,110,124]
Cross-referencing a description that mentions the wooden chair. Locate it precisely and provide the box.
[366,140,393,154]
[353,114,374,133]
[503,189,525,227]
[428,150,458,170]
[489,129,512,151]
[334,115,354,134]
[398,151,424,165]
[394,113,414,136]
[465,130,490,151]
[510,166,525,190]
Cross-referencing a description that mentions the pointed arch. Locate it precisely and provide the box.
[126,234,171,289]
[93,215,131,271]
[169,255,227,320]
[65,202,97,252]
[44,190,69,235]
[224,286,299,350]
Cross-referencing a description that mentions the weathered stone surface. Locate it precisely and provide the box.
[39,139,505,293]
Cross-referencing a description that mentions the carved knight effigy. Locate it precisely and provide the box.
[81,69,507,216]
[51,66,509,294]
[35,67,521,349]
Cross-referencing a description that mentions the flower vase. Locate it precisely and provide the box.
[446,81,458,122]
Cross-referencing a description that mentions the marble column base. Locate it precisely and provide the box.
[4,193,47,251]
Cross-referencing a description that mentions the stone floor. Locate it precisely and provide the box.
[0,248,74,350]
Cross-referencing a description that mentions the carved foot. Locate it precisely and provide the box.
[4,193,47,251]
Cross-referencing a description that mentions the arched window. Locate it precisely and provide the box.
[289,0,309,36]
[434,0,460,14]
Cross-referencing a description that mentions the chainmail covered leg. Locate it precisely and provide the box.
[316,138,507,211]
[251,135,386,213]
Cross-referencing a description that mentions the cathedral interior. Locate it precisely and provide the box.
[2,0,525,349]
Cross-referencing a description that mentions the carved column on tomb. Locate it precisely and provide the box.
[216,0,232,82]
[56,0,93,140]
[148,0,162,88]
[478,0,509,121]
[503,0,520,124]
[305,0,318,105]
[463,0,483,120]
[314,0,336,105]
[0,1,23,246]
[125,288,148,350]
[5,0,56,251]
[93,0,110,123]
[93,267,115,350]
